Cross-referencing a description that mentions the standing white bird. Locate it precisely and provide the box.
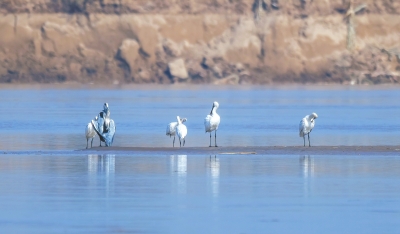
[299,113,318,147]
[166,118,187,147]
[91,103,116,147]
[176,116,187,147]
[85,116,98,149]
[204,101,220,147]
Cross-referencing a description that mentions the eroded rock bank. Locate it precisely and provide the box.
[0,0,399,84]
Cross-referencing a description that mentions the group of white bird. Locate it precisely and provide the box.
[85,103,116,149]
[166,101,221,147]
[85,101,318,148]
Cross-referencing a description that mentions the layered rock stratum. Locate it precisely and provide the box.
[0,0,399,84]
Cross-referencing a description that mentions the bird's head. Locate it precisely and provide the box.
[103,103,109,110]
[310,113,318,121]
[210,101,219,114]
[181,118,187,123]
[213,101,219,108]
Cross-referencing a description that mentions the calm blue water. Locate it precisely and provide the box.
[0,153,399,233]
[1,86,400,233]
[1,86,400,150]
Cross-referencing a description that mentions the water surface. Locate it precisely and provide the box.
[0,153,399,233]
[1,86,400,233]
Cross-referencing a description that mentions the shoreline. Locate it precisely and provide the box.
[81,146,400,155]
[3,146,399,156]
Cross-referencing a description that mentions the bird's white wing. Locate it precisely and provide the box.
[166,122,177,136]
[177,125,187,139]
[299,118,306,137]
[97,113,105,134]
[86,122,95,138]
[85,123,90,137]
[204,115,212,132]
[205,113,221,132]
[103,119,116,146]
[210,114,220,131]
[300,117,313,136]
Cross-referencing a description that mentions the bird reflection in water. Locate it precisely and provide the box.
[300,155,314,197]
[87,154,115,195]
[208,156,220,197]
[88,154,115,174]
[170,155,187,194]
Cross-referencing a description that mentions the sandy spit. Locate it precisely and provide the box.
[80,146,400,155]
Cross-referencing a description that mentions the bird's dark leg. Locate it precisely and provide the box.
[215,130,218,147]
[86,139,88,149]
[183,139,185,147]
[209,132,212,147]
[303,135,305,147]
[308,133,311,147]
[99,141,102,147]
[179,138,182,147]
[91,138,93,148]
[173,136,175,147]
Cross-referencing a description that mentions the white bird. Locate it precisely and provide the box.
[85,116,98,149]
[91,103,116,147]
[166,118,187,147]
[299,113,318,147]
[204,101,220,147]
[176,116,188,147]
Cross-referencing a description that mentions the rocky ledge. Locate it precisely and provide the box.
[0,0,399,84]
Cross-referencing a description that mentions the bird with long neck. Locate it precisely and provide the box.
[91,102,116,147]
[85,116,98,149]
[176,116,188,147]
[204,101,221,147]
[166,118,187,147]
[299,113,318,147]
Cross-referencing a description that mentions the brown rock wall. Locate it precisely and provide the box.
[0,0,399,84]
[1,0,399,15]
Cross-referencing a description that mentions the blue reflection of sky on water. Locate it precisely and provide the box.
[0,153,399,233]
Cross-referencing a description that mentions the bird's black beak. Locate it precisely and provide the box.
[210,104,214,115]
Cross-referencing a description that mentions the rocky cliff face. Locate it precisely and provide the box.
[0,0,399,84]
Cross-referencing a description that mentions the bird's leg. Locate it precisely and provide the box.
[183,139,185,147]
[303,135,305,147]
[86,139,88,149]
[216,131,219,147]
[209,132,212,147]
[308,133,311,147]
[179,139,182,147]
[91,138,93,148]
[99,141,102,147]
[173,136,175,147]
